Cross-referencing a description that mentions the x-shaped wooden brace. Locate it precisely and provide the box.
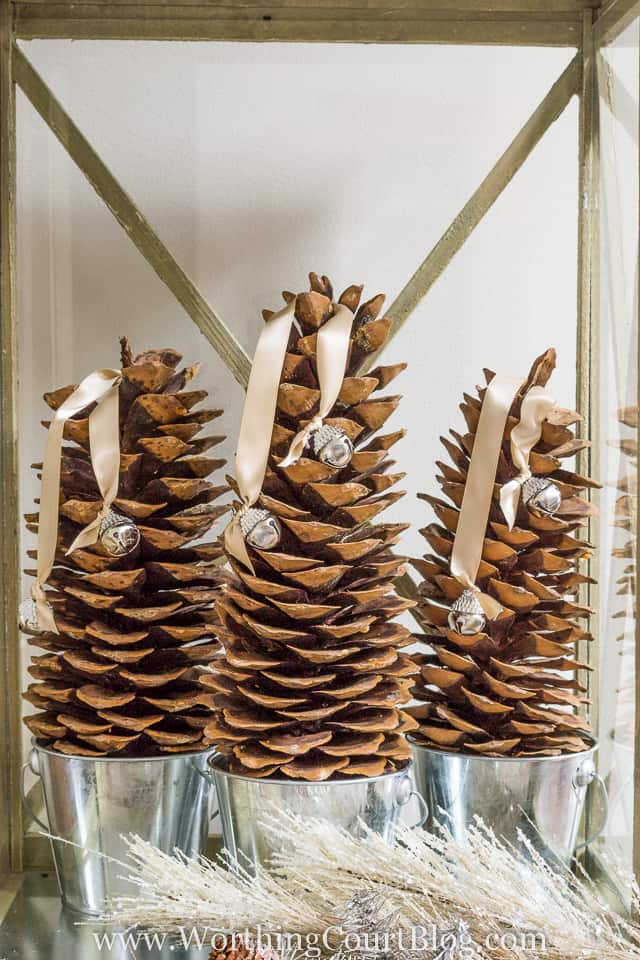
[14,45,582,617]
[15,46,579,387]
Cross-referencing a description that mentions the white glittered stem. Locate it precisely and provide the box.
[99,816,640,960]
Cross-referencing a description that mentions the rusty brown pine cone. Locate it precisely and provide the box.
[202,273,419,780]
[22,340,231,757]
[209,939,279,960]
[409,348,598,758]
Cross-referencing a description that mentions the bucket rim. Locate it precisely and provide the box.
[407,734,598,764]
[209,753,413,786]
[29,737,216,764]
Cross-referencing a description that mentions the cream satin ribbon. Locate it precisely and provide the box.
[224,301,355,572]
[224,300,297,573]
[450,374,525,621]
[279,302,354,467]
[499,385,556,530]
[33,368,122,633]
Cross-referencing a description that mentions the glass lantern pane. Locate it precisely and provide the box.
[16,39,579,568]
[15,39,579,841]
[596,17,639,873]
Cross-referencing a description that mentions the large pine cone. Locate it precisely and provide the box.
[23,342,231,756]
[202,273,418,780]
[409,348,597,757]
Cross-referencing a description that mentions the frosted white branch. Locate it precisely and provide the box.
[101,816,640,960]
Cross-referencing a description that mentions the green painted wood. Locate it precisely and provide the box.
[14,47,251,388]
[14,4,582,43]
[12,0,601,8]
[576,9,600,861]
[594,0,640,46]
[576,9,598,728]
[0,875,23,926]
[0,0,22,878]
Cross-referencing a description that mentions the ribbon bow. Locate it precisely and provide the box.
[224,301,297,573]
[32,368,123,633]
[279,303,354,468]
[499,385,556,530]
[224,300,355,573]
[450,374,525,622]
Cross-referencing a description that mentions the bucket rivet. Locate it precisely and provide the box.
[574,767,595,789]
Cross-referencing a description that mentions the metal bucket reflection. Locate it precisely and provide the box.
[409,737,608,864]
[205,756,426,872]
[22,742,215,916]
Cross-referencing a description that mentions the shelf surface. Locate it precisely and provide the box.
[0,872,209,958]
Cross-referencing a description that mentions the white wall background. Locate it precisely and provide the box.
[16,39,580,753]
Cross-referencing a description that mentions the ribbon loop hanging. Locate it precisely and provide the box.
[224,300,297,573]
[66,375,124,553]
[224,300,355,572]
[279,303,354,468]
[499,385,556,530]
[450,374,525,622]
[32,368,123,633]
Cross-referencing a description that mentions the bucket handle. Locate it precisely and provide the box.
[193,760,219,821]
[574,769,609,851]
[395,774,429,829]
[21,749,50,834]
[406,789,429,830]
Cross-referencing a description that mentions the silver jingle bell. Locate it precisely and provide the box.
[448,589,487,636]
[521,476,562,517]
[99,509,141,557]
[311,424,354,469]
[18,598,45,636]
[240,507,282,551]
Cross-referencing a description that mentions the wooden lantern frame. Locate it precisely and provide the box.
[0,0,637,900]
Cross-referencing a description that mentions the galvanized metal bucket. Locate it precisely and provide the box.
[201,756,427,872]
[409,736,608,865]
[22,741,216,916]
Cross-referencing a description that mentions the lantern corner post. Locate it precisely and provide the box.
[0,0,23,878]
